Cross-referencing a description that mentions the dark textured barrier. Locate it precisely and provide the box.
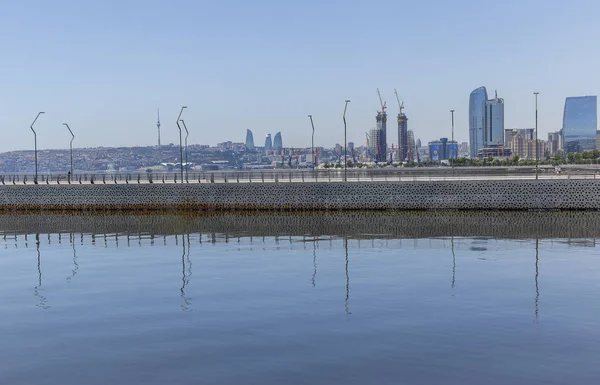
[1,211,600,239]
[1,180,600,211]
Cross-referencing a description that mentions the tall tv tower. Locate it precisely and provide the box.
[157,108,161,147]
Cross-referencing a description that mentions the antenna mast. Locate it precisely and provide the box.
[157,108,161,147]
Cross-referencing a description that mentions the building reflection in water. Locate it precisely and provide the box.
[312,238,317,288]
[451,236,456,290]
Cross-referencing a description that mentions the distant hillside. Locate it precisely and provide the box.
[0,144,229,173]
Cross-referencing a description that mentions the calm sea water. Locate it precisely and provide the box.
[1,213,599,384]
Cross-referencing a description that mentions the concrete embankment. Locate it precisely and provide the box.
[1,179,599,211]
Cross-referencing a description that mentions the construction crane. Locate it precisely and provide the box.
[377,88,387,113]
[394,89,404,116]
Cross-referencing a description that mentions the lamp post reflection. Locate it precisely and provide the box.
[312,237,317,287]
[535,237,540,322]
[33,233,49,309]
[66,233,78,283]
[180,234,192,312]
[344,237,351,314]
[451,236,456,289]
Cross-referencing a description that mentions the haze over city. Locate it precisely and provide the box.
[1,0,599,153]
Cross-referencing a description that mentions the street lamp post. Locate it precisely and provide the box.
[30,112,45,184]
[450,109,455,173]
[534,92,539,180]
[62,123,75,175]
[343,100,351,182]
[180,119,189,181]
[308,115,315,178]
[176,106,187,182]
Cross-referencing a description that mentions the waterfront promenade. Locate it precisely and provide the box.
[1,167,599,185]
[1,169,600,211]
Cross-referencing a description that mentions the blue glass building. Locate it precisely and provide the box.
[273,132,283,150]
[264,134,272,151]
[245,129,255,150]
[562,96,597,153]
[428,138,458,161]
[469,86,488,158]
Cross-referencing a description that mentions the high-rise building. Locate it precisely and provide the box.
[485,93,505,146]
[469,86,488,158]
[265,134,272,151]
[407,130,416,162]
[428,138,458,161]
[416,138,421,149]
[597,130,600,150]
[562,96,597,153]
[369,128,382,161]
[273,132,283,150]
[397,110,408,161]
[245,129,255,150]
[374,109,387,162]
[547,131,561,155]
[505,129,534,148]
[512,134,545,160]
[511,134,526,158]
[459,142,469,155]
[273,132,283,152]
[526,140,546,160]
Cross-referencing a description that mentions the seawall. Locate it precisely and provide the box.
[1,179,599,211]
[2,211,600,239]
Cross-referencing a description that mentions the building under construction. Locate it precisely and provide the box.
[394,89,409,162]
[370,89,387,162]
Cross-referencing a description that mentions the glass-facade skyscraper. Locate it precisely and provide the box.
[273,132,283,150]
[562,96,597,153]
[245,129,255,150]
[469,86,488,158]
[264,134,272,151]
[484,95,504,146]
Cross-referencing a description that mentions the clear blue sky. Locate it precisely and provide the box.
[1,0,599,153]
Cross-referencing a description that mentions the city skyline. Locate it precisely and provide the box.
[1,0,600,153]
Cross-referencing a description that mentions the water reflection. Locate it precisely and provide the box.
[535,238,540,322]
[180,234,193,312]
[345,237,351,315]
[33,234,49,309]
[312,238,317,288]
[1,226,596,318]
[451,236,456,289]
[66,233,78,283]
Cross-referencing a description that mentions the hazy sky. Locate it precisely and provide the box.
[1,0,599,153]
